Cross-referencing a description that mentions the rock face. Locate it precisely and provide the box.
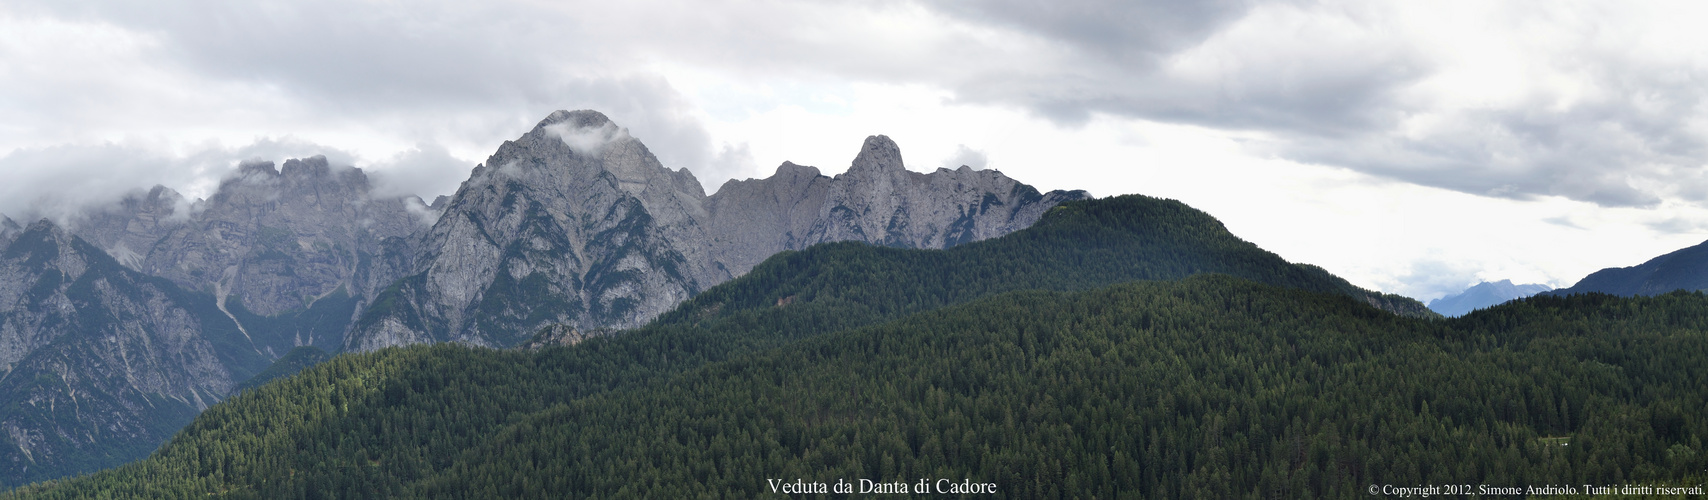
[1427,279,1552,317]
[1549,239,1708,297]
[0,220,259,486]
[347,111,724,350]
[345,110,1088,351]
[704,137,1086,277]
[72,157,428,353]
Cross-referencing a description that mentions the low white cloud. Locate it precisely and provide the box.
[701,142,758,190]
[365,144,476,200]
[0,137,360,225]
[545,121,629,157]
[402,195,443,226]
[942,144,988,170]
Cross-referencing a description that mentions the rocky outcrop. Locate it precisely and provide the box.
[519,324,598,350]
[346,111,1088,351]
[0,220,259,487]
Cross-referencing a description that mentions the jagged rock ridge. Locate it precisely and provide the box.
[703,136,1084,278]
[345,110,1089,351]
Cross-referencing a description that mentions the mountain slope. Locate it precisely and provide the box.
[2,194,1460,496]
[0,220,267,487]
[414,279,1708,497]
[1551,239,1708,297]
[1428,279,1552,317]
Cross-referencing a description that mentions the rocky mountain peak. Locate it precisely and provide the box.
[536,109,612,130]
[140,185,186,209]
[279,155,333,179]
[3,218,88,285]
[19,218,70,245]
[0,215,20,245]
[238,160,280,178]
[775,161,821,177]
[846,135,905,175]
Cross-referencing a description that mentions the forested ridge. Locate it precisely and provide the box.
[8,195,1705,498]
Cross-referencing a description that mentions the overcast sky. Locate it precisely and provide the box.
[4,0,1707,301]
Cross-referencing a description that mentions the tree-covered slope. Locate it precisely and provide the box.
[413,277,1708,498]
[14,276,1707,498]
[659,193,1433,326]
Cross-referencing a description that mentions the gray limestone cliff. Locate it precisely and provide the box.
[0,220,260,486]
[345,111,1087,351]
[347,111,726,350]
[71,157,429,353]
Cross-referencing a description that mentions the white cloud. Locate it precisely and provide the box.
[365,144,476,200]
[545,121,629,157]
[0,137,358,224]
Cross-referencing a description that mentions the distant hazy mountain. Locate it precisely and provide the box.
[1428,279,1552,317]
[1549,239,1708,297]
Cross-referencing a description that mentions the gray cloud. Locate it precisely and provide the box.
[704,142,758,188]
[925,0,1260,63]
[0,138,356,224]
[6,0,1707,212]
[916,1,1708,209]
[365,144,476,201]
[0,0,724,191]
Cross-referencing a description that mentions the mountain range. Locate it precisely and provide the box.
[0,110,1106,485]
[9,195,1704,497]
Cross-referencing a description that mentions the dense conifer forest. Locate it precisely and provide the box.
[7,196,1705,498]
